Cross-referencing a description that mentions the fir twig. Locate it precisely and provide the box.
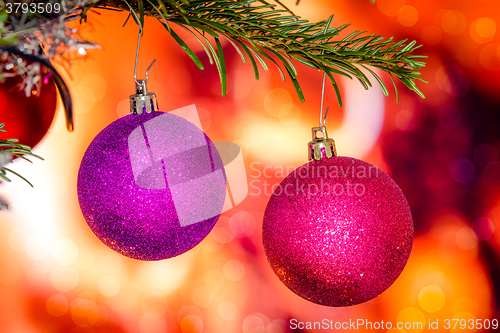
[95,0,426,104]
[0,0,426,189]
[0,123,43,187]
[3,0,426,105]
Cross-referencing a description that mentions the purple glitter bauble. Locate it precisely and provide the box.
[262,156,413,307]
[77,111,226,261]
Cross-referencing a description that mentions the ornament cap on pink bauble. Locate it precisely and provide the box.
[262,125,414,307]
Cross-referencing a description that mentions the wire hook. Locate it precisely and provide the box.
[123,10,133,28]
[145,59,156,83]
[319,16,331,129]
[123,10,155,85]
[319,72,327,128]
[133,30,156,85]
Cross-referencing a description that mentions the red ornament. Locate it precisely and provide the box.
[0,73,57,148]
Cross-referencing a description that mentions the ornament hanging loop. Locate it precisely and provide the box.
[309,20,336,161]
[126,15,159,115]
[133,30,156,86]
[123,8,153,85]
[309,65,337,160]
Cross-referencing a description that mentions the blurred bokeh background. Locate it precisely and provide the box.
[1,0,500,332]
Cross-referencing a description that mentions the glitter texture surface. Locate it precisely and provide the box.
[262,156,414,307]
[77,111,226,261]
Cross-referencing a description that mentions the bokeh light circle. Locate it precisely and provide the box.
[50,265,79,292]
[98,275,120,297]
[418,285,446,312]
[51,239,79,265]
[223,260,245,281]
[141,292,168,318]
[218,301,237,320]
[25,235,51,260]
[46,294,69,317]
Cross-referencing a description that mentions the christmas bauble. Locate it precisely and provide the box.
[262,156,413,306]
[0,73,57,148]
[77,111,226,260]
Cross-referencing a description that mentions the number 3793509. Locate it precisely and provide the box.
[444,318,498,330]
[5,2,65,14]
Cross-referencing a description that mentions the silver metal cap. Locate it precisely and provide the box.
[130,80,158,115]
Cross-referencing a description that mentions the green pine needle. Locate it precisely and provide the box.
[94,0,425,103]
[0,123,42,187]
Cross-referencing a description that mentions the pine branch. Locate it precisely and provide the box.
[2,0,426,104]
[93,0,426,104]
[0,0,426,191]
[0,123,43,187]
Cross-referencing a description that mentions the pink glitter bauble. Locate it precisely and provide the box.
[77,111,226,261]
[262,156,413,307]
